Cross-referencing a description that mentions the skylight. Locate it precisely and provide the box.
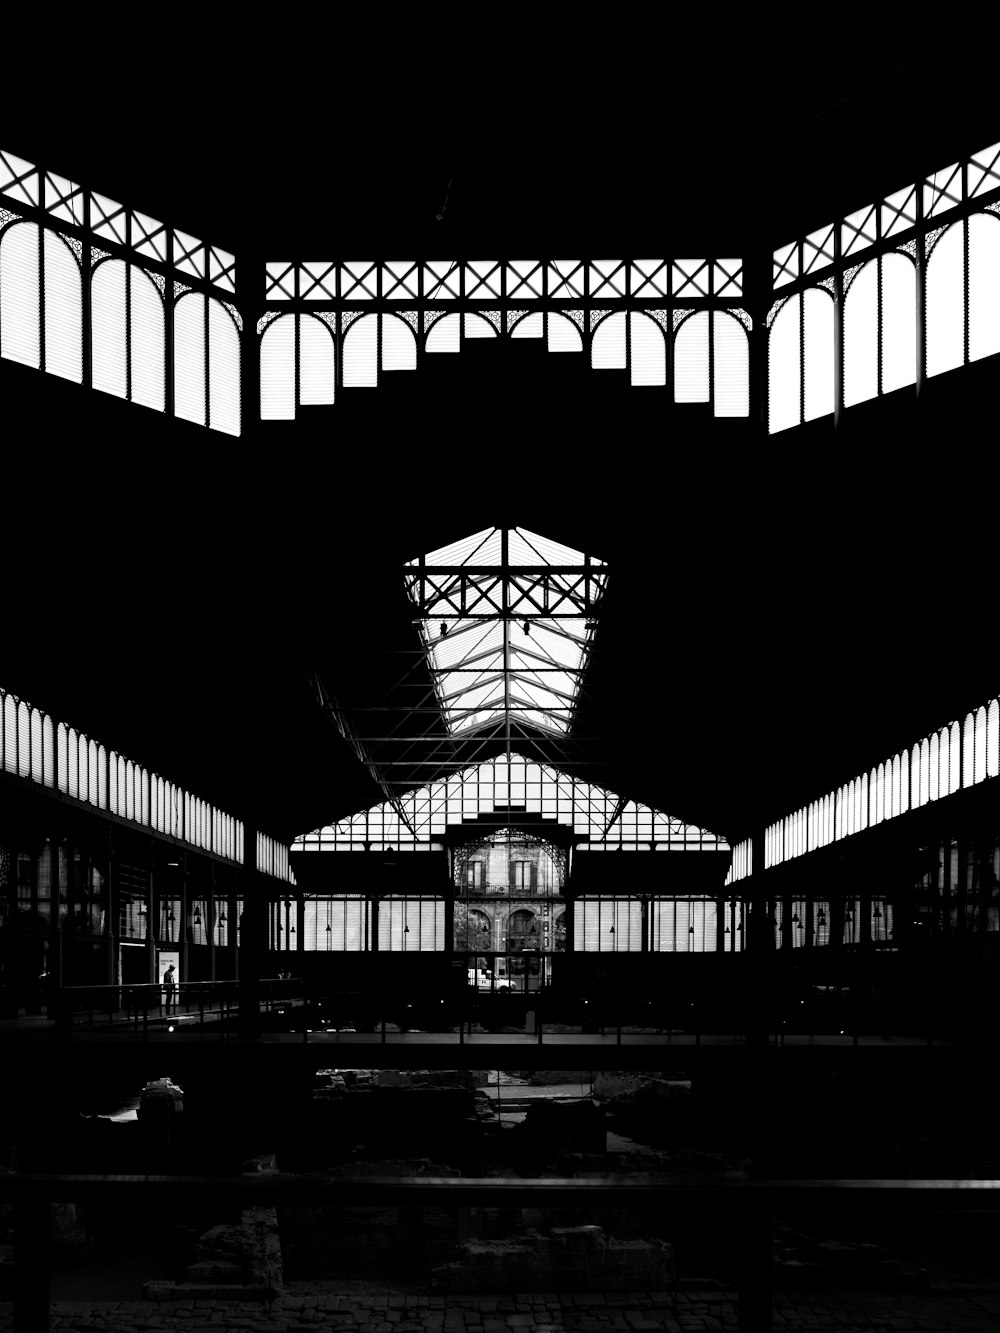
[292,752,728,851]
[403,527,608,737]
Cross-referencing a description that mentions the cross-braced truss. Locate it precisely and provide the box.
[403,527,607,738]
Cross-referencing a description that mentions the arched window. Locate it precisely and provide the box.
[343,313,379,382]
[768,288,834,432]
[91,259,164,407]
[208,298,240,436]
[43,230,82,383]
[968,211,1000,363]
[511,311,543,339]
[548,312,583,353]
[963,712,975,787]
[928,730,940,803]
[844,261,878,407]
[926,222,964,378]
[622,311,662,385]
[674,311,708,402]
[299,314,336,403]
[382,313,417,369]
[974,705,987,784]
[592,311,626,368]
[174,292,240,434]
[714,311,750,416]
[881,252,917,394]
[0,220,40,367]
[260,315,294,419]
[987,698,1000,778]
[425,312,461,353]
[464,313,497,341]
[29,708,43,785]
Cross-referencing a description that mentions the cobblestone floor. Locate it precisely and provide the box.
[1,1282,999,1332]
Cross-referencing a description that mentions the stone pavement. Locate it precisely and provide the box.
[1,1282,999,1332]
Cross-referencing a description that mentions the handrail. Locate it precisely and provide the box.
[3,1174,998,1333]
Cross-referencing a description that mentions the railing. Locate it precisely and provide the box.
[1,1172,997,1333]
[49,977,305,1036]
[27,981,963,1047]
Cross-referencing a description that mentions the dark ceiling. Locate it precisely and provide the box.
[2,16,998,849]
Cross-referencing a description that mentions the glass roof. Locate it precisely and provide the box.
[403,527,608,737]
[292,752,728,852]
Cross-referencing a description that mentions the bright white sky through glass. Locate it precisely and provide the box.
[404,527,607,737]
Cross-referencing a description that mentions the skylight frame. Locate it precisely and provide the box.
[404,527,607,739]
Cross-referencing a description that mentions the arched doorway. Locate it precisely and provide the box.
[453,828,564,992]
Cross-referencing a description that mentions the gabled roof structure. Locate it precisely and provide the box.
[292,752,728,853]
[403,527,607,738]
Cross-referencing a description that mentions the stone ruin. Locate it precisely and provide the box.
[143,1153,283,1303]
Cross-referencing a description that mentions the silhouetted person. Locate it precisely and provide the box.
[163,963,177,1014]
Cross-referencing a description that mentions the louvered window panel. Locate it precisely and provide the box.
[42,715,54,788]
[91,259,127,398]
[208,298,240,436]
[802,288,834,422]
[674,311,708,401]
[343,314,378,384]
[926,223,964,378]
[967,212,1000,364]
[29,709,42,784]
[974,707,987,784]
[382,313,417,368]
[260,317,295,419]
[425,312,460,352]
[378,898,444,951]
[0,221,40,368]
[131,268,165,411]
[844,261,878,407]
[592,311,626,368]
[547,312,582,353]
[714,312,749,416]
[305,898,365,950]
[299,314,335,404]
[652,899,718,951]
[573,898,643,951]
[174,293,206,425]
[768,297,800,433]
[881,253,917,395]
[629,312,664,384]
[43,231,81,382]
[987,700,1000,779]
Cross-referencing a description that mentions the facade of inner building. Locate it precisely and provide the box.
[2,87,1000,1032]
